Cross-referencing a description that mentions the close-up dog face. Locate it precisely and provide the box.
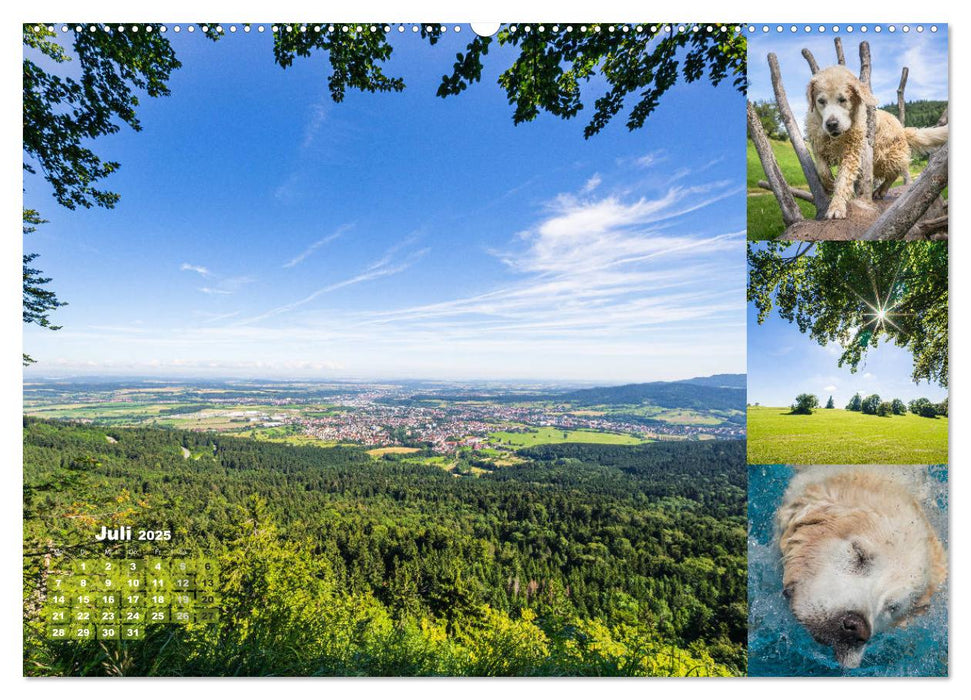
[776,469,946,669]
[807,66,876,138]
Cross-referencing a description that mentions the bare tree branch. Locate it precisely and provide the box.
[862,142,949,240]
[898,67,912,184]
[758,180,814,202]
[835,37,846,65]
[802,48,819,74]
[767,53,830,212]
[858,42,875,201]
[748,100,804,227]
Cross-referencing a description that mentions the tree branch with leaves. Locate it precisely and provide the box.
[748,241,947,387]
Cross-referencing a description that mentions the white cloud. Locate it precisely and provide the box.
[236,237,428,325]
[824,384,838,392]
[283,225,351,268]
[581,173,602,193]
[635,150,667,168]
[180,263,210,277]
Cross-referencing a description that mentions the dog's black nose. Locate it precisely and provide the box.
[837,612,871,644]
[825,117,840,133]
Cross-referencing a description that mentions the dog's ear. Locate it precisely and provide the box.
[915,532,947,610]
[806,76,818,109]
[849,76,878,108]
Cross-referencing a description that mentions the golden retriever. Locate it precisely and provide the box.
[775,465,947,669]
[806,66,949,219]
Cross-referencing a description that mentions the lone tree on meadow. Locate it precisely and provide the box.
[825,395,835,409]
[846,393,863,411]
[791,393,819,415]
[890,398,907,415]
[748,37,948,241]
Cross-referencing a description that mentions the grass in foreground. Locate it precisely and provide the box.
[747,406,948,464]
[746,139,931,241]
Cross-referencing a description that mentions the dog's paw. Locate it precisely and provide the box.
[826,201,848,219]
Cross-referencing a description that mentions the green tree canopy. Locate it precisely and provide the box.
[273,23,746,138]
[748,242,948,388]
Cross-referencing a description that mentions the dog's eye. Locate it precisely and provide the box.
[886,601,901,615]
[851,541,873,573]
[837,96,847,104]
[817,97,826,105]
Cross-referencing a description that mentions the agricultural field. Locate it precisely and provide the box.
[747,406,948,464]
[489,426,650,448]
[23,378,744,468]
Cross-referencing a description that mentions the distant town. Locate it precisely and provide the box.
[24,377,746,470]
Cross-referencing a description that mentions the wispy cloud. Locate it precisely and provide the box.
[302,100,328,149]
[358,182,745,346]
[283,225,351,268]
[180,263,211,277]
[235,236,428,326]
[635,150,667,168]
[582,173,602,193]
[199,287,233,295]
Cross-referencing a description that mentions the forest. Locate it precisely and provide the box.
[23,418,746,676]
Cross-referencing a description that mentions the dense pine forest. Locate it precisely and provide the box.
[23,418,746,676]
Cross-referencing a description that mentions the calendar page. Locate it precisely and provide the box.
[21,20,948,680]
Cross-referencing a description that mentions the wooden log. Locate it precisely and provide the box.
[898,67,911,184]
[858,42,875,201]
[767,53,830,213]
[835,37,845,65]
[914,215,948,236]
[896,67,909,125]
[747,101,803,227]
[758,180,814,202]
[937,107,948,126]
[861,142,948,240]
[802,48,819,74]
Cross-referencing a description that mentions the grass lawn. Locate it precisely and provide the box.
[747,406,948,464]
[746,139,933,241]
[489,426,648,448]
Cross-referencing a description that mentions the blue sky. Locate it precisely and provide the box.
[747,247,947,407]
[23,27,746,383]
[748,26,948,104]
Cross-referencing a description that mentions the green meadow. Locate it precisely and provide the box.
[746,139,930,240]
[747,406,948,464]
[489,426,649,448]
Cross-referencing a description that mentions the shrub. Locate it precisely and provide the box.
[825,396,835,409]
[937,398,948,417]
[846,393,863,411]
[791,393,819,415]
[909,398,939,418]
[877,402,893,417]
[890,399,907,415]
[861,394,881,415]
